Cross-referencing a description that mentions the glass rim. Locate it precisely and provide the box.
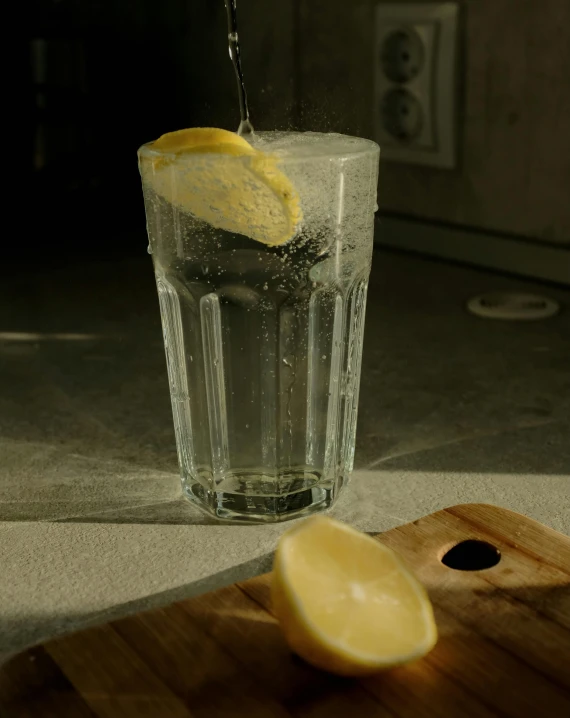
[138,131,380,163]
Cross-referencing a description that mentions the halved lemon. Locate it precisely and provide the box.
[139,127,302,246]
[271,515,437,676]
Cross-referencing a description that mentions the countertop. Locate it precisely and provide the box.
[1,249,569,657]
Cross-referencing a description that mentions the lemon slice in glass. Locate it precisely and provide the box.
[139,127,302,246]
[271,515,438,676]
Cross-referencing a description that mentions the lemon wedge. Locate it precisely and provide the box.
[139,127,302,246]
[271,515,438,676]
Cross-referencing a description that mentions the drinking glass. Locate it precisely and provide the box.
[138,132,380,522]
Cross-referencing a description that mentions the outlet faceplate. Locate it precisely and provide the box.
[374,3,459,168]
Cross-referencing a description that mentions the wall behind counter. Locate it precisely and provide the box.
[295,0,570,246]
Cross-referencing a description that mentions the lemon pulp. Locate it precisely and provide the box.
[139,127,302,246]
[271,515,438,676]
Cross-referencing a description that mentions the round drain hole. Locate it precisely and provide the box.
[441,540,501,571]
[467,292,559,320]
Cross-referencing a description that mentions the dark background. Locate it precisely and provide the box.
[23,0,285,262]
[20,0,570,267]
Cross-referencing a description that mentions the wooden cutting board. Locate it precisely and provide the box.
[1,504,569,718]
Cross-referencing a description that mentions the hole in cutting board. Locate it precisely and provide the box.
[441,540,501,571]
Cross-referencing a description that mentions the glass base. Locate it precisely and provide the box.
[182,470,346,523]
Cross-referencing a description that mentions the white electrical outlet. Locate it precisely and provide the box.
[374,3,459,168]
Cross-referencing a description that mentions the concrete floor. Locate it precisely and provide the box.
[1,249,569,656]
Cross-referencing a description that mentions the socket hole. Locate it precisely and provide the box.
[381,88,423,142]
[381,27,425,83]
[441,540,501,571]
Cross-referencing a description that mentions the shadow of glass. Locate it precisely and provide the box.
[0,442,193,524]
[55,498,224,526]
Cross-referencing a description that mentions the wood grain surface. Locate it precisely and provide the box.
[1,504,569,717]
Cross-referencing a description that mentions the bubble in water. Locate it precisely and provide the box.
[263,283,268,290]
[147,245,153,254]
